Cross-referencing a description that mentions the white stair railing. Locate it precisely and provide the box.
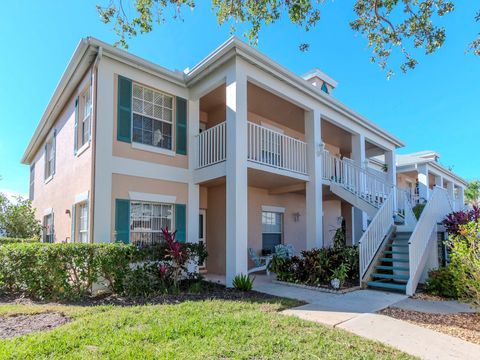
[195,122,226,169]
[406,186,452,295]
[247,122,307,174]
[359,190,395,279]
[322,150,391,208]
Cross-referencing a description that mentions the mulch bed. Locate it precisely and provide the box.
[0,312,70,339]
[379,307,480,345]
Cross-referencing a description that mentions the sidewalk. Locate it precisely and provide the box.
[247,275,480,360]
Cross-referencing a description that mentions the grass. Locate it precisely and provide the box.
[0,299,415,359]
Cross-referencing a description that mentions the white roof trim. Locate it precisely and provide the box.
[302,68,338,88]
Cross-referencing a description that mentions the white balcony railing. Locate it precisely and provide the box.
[195,122,226,169]
[247,122,307,174]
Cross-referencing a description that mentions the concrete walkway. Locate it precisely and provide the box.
[206,274,480,359]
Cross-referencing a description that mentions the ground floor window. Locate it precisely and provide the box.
[262,211,283,254]
[130,201,173,246]
[43,213,54,243]
[78,203,89,243]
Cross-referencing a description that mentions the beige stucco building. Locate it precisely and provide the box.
[22,37,468,294]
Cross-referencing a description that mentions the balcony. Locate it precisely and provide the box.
[195,121,307,175]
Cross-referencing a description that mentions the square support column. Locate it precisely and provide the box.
[225,64,248,287]
[187,99,200,246]
[417,164,429,201]
[385,150,397,187]
[305,109,323,249]
[446,181,455,209]
[351,134,367,244]
[458,186,465,209]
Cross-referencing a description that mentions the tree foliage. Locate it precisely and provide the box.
[97,1,479,76]
[465,180,480,206]
[0,193,42,239]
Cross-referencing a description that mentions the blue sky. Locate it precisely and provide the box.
[1,1,479,197]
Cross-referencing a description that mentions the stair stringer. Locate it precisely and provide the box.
[329,183,378,218]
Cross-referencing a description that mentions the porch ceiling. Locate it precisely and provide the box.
[321,120,352,155]
[248,168,306,192]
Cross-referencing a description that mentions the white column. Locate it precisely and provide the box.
[305,109,323,249]
[417,164,429,201]
[187,99,200,246]
[447,180,454,200]
[351,134,367,244]
[385,150,396,187]
[458,186,465,209]
[225,63,248,287]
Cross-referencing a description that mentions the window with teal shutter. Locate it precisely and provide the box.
[175,204,186,242]
[176,97,187,155]
[115,199,130,243]
[74,97,79,154]
[117,76,132,143]
[321,82,329,94]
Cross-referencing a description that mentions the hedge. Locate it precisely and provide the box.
[0,237,40,245]
[0,242,206,300]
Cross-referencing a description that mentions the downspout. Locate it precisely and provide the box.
[89,46,103,243]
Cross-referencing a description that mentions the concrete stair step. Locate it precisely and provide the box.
[379,257,409,263]
[372,273,409,281]
[375,265,410,271]
[367,281,407,292]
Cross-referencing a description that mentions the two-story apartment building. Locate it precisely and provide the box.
[23,37,462,293]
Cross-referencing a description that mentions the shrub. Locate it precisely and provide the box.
[331,263,349,287]
[0,240,207,300]
[271,246,359,287]
[442,206,480,235]
[232,274,254,291]
[425,267,459,299]
[412,203,426,220]
[0,194,42,238]
[0,237,39,245]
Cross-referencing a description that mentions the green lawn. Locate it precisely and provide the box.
[0,299,414,359]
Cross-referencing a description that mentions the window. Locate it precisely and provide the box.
[78,203,89,243]
[132,83,173,150]
[44,133,55,180]
[130,201,173,246]
[262,211,283,254]
[43,213,54,243]
[80,87,92,146]
[29,163,35,200]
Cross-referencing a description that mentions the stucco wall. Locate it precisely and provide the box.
[31,68,93,243]
[323,200,342,247]
[205,183,226,274]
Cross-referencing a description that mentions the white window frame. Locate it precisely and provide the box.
[44,134,55,182]
[261,210,284,253]
[43,213,54,243]
[130,201,174,246]
[131,83,175,153]
[78,202,89,243]
[80,85,92,148]
[29,162,35,201]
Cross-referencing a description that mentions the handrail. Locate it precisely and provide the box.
[195,122,227,169]
[406,186,452,295]
[247,122,307,174]
[322,150,391,208]
[358,190,395,279]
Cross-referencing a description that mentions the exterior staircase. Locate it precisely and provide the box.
[367,231,412,292]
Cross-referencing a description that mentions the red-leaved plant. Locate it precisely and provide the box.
[161,227,188,288]
[443,206,480,235]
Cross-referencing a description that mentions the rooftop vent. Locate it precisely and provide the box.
[302,68,338,95]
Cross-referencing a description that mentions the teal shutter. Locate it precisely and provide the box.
[175,204,186,243]
[117,76,132,143]
[175,97,187,155]
[115,199,130,244]
[71,205,76,243]
[74,97,79,154]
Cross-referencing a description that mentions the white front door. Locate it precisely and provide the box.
[199,209,206,269]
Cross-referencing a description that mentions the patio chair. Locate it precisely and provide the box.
[247,247,272,275]
[274,244,295,259]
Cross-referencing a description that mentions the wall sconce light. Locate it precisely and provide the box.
[65,209,71,216]
[316,142,325,157]
[293,212,301,222]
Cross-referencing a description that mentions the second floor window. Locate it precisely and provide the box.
[81,87,92,146]
[132,83,173,150]
[44,132,56,180]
